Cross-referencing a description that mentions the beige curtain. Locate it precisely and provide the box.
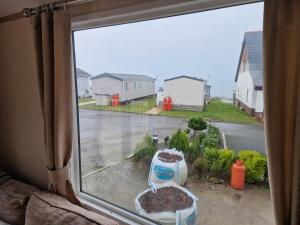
[263,0,300,224]
[32,10,80,205]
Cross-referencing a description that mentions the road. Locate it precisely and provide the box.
[79,109,187,175]
[79,109,266,175]
[213,122,266,154]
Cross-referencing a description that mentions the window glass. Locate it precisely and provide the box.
[74,3,273,225]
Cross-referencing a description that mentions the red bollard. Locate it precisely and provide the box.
[167,97,172,111]
[163,97,167,111]
[231,160,245,190]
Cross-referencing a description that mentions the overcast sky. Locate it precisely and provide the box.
[74,2,263,97]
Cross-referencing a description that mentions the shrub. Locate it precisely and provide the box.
[218,149,237,172]
[202,137,219,148]
[207,124,220,135]
[215,149,236,176]
[133,135,156,162]
[201,124,221,148]
[203,148,220,168]
[193,157,209,176]
[188,117,207,136]
[184,128,191,134]
[202,148,236,178]
[187,143,201,162]
[238,150,267,183]
[169,129,189,153]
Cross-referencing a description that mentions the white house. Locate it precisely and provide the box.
[76,68,91,97]
[91,73,155,102]
[163,75,208,111]
[235,31,264,121]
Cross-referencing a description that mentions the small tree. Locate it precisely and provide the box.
[188,117,207,136]
[169,129,189,153]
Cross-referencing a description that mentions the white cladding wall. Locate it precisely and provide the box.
[255,90,264,113]
[77,76,90,97]
[92,77,123,99]
[164,77,205,107]
[123,80,155,101]
[236,71,255,108]
[92,77,155,101]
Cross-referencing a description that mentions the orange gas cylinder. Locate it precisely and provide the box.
[167,97,172,111]
[112,95,116,106]
[163,97,167,111]
[231,159,245,190]
[115,95,119,107]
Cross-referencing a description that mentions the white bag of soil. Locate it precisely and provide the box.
[148,148,188,186]
[135,181,198,225]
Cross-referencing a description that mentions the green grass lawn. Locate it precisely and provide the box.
[78,97,93,103]
[80,97,155,114]
[159,100,257,124]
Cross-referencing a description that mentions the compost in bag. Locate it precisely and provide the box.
[139,187,193,213]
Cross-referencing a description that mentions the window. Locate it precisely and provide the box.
[73,2,271,225]
[246,88,249,102]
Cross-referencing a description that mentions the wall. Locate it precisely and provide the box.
[255,90,264,113]
[0,18,48,189]
[164,77,205,109]
[123,80,155,101]
[77,76,90,97]
[236,71,255,109]
[91,77,123,100]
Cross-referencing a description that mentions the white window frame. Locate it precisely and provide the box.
[70,0,262,224]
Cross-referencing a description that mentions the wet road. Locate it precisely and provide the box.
[79,109,187,175]
[213,122,266,154]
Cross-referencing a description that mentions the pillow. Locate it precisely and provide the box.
[0,179,38,225]
[25,191,119,225]
[0,170,10,185]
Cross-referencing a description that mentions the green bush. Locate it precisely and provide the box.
[187,143,201,162]
[188,117,207,136]
[203,148,220,168]
[184,128,191,134]
[202,148,236,178]
[193,157,209,175]
[202,137,219,148]
[238,150,267,183]
[201,124,221,148]
[169,129,189,153]
[207,124,220,135]
[214,149,236,176]
[133,135,156,162]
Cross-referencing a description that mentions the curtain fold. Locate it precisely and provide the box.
[263,0,300,224]
[32,10,80,205]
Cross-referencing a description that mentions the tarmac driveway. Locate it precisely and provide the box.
[79,109,187,175]
[213,122,266,154]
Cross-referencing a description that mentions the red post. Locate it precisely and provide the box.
[231,159,245,190]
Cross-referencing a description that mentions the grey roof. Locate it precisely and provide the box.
[76,68,91,77]
[235,31,263,86]
[165,75,205,82]
[91,73,155,81]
